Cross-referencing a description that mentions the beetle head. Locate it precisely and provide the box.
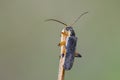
[65,27,75,36]
[61,26,75,37]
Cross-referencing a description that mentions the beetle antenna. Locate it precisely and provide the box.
[70,12,88,26]
[45,19,67,26]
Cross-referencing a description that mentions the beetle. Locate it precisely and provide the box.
[46,12,88,70]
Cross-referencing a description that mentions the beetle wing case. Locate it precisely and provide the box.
[63,36,77,70]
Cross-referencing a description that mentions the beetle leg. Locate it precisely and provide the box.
[58,41,66,46]
[74,52,82,58]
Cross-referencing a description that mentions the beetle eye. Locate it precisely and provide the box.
[65,27,69,31]
[65,26,73,31]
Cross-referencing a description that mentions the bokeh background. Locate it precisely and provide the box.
[0,0,120,80]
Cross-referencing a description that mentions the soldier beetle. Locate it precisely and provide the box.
[46,12,88,70]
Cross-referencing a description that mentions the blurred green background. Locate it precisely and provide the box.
[0,0,120,80]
